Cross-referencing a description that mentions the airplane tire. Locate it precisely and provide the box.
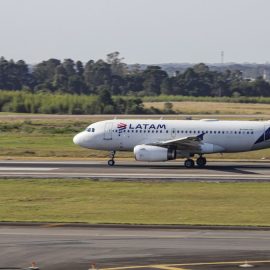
[196,157,207,167]
[108,159,115,166]
[184,159,195,168]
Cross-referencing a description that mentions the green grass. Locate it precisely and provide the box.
[0,179,270,226]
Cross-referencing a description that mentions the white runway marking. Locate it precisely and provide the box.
[0,172,269,180]
[0,167,57,171]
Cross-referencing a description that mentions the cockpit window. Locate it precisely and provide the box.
[86,128,95,132]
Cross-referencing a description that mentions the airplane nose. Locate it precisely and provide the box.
[73,132,86,146]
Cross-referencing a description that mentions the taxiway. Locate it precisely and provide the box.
[0,225,270,270]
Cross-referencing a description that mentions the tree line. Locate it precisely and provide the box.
[1,52,270,97]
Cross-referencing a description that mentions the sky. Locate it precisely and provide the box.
[0,0,269,64]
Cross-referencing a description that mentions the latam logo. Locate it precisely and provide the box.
[117,123,166,133]
[117,122,127,132]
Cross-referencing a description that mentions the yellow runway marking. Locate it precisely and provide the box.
[100,260,270,270]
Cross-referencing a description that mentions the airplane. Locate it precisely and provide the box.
[73,119,270,168]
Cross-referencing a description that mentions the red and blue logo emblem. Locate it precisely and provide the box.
[117,122,127,132]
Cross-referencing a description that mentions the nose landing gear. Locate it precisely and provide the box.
[108,151,116,166]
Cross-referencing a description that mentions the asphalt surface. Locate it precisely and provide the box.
[1,160,270,269]
[0,225,270,270]
[0,160,270,181]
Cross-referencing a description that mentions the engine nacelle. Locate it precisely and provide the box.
[134,145,176,162]
[200,143,225,153]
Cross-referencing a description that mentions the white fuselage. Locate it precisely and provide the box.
[73,119,270,156]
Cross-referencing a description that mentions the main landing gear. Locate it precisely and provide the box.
[184,156,207,168]
[108,151,116,166]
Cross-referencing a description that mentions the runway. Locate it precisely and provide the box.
[0,225,270,270]
[0,160,270,181]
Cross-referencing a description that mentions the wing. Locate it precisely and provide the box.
[149,133,205,151]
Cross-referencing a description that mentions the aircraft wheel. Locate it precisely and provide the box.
[108,159,115,166]
[184,159,195,168]
[196,156,207,167]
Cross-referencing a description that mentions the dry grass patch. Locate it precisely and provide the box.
[144,101,270,115]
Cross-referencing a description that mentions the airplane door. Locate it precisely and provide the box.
[104,122,113,140]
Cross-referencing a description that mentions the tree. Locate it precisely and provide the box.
[106,51,128,76]
[52,65,68,91]
[76,61,84,76]
[96,85,115,113]
[62,59,76,77]
[84,60,112,93]
[33,58,61,91]
[142,66,168,95]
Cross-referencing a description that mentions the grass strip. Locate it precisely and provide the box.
[0,179,269,226]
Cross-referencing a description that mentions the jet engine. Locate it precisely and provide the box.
[134,145,176,162]
[200,143,225,153]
